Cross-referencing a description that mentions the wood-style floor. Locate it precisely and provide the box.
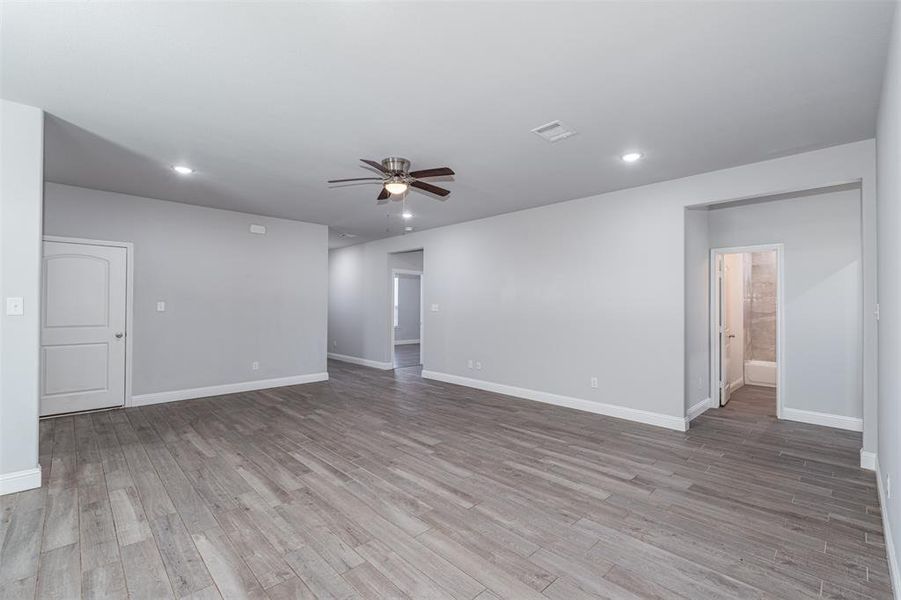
[393,344,421,368]
[1,366,892,599]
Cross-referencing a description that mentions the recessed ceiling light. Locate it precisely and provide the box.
[621,152,643,163]
[405,226,413,232]
[173,165,194,175]
[402,211,413,220]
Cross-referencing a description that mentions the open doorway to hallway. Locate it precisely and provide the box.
[713,248,780,415]
[389,249,423,369]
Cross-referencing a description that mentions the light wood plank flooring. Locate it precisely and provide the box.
[1,364,892,599]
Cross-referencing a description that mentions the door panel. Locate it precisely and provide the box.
[41,241,127,416]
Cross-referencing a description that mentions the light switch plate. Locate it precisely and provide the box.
[431,304,439,312]
[156,301,166,312]
[5,297,24,316]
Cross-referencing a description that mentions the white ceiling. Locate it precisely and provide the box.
[1,1,894,247]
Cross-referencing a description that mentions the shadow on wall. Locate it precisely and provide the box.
[42,115,294,215]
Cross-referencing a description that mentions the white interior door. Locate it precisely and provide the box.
[720,253,745,405]
[41,241,127,416]
[717,255,730,406]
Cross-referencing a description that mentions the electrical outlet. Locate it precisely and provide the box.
[475,361,482,370]
[332,340,337,348]
[467,359,473,369]
[590,377,599,389]
[251,361,259,371]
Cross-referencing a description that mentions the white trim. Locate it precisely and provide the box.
[686,397,713,423]
[781,407,863,432]
[744,359,777,387]
[860,450,877,471]
[394,339,420,345]
[421,370,687,432]
[876,458,901,600]
[327,352,393,370]
[727,375,744,395]
[0,466,42,496]
[710,244,784,417]
[42,235,135,409]
[131,373,329,407]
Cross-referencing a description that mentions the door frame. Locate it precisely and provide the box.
[42,236,135,410]
[389,268,423,368]
[709,243,784,418]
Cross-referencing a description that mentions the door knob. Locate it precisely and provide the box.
[115,332,124,339]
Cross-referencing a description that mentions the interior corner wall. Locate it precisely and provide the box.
[327,140,875,428]
[0,100,43,490]
[707,187,864,422]
[684,208,710,413]
[43,183,329,398]
[876,2,901,597]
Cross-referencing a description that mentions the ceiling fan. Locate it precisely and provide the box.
[328,157,454,204]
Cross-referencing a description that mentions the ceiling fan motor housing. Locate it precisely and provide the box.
[382,157,411,175]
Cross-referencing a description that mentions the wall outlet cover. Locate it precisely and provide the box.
[5,297,24,316]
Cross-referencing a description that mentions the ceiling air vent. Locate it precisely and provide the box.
[531,120,576,143]
[335,232,358,239]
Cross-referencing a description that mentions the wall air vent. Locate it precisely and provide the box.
[531,120,577,143]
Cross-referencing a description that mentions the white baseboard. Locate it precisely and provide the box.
[781,407,863,432]
[861,450,877,471]
[421,370,686,432]
[394,339,420,346]
[327,352,394,370]
[131,372,329,407]
[0,466,42,496]
[727,376,744,394]
[745,360,777,387]
[687,397,713,423]
[876,458,901,600]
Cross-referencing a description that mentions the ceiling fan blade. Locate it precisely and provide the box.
[377,187,390,201]
[409,167,455,178]
[327,177,384,183]
[360,158,388,173]
[410,180,450,197]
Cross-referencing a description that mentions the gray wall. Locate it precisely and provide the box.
[395,274,421,342]
[390,250,423,272]
[684,208,710,412]
[876,2,901,591]
[708,187,862,420]
[0,100,43,483]
[44,183,329,396]
[328,141,875,427]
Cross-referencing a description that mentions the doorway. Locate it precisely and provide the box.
[389,249,424,369]
[711,245,783,416]
[40,237,132,416]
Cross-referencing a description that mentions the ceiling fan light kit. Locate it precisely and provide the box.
[328,157,454,203]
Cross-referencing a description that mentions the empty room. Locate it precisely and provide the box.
[1,2,900,599]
